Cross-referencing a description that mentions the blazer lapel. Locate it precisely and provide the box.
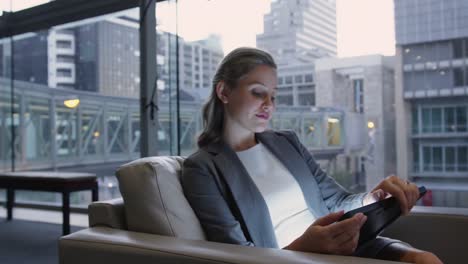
[256,131,329,217]
[206,141,278,248]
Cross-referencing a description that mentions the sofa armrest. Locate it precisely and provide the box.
[382,206,468,264]
[59,227,400,264]
[88,198,126,229]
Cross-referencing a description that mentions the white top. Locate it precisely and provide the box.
[236,143,316,248]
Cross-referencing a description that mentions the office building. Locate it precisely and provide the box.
[394,0,468,207]
[257,0,337,107]
[0,16,223,99]
[176,34,224,100]
[256,0,336,63]
[315,55,396,190]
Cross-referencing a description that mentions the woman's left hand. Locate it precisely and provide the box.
[363,175,420,215]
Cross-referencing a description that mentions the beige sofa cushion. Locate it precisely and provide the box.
[116,156,206,240]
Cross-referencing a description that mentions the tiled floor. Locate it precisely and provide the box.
[0,206,88,227]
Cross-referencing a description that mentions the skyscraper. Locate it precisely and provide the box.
[256,0,337,107]
[394,0,468,207]
[256,0,336,64]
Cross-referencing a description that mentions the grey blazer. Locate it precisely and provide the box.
[182,130,399,257]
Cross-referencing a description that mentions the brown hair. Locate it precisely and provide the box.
[197,47,276,147]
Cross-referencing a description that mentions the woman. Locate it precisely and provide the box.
[181,47,441,263]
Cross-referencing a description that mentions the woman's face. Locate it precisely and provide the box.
[222,65,277,134]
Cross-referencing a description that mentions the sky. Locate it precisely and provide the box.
[337,0,395,57]
[1,0,396,57]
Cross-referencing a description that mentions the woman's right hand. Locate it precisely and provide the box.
[284,211,367,255]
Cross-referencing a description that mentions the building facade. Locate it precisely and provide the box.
[73,16,223,99]
[315,55,396,191]
[256,0,336,63]
[394,0,468,207]
[74,17,140,97]
[276,64,316,106]
[1,29,77,90]
[256,0,337,107]
[0,16,223,100]
[1,32,49,86]
[176,35,224,100]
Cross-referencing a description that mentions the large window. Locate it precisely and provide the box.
[1,7,143,206]
[415,144,468,173]
[413,105,468,134]
[0,38,12,173]
[2,0,467,214]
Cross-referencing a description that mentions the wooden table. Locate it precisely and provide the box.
[0,171,98,235]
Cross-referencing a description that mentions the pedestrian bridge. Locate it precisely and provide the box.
[0,78,355,172]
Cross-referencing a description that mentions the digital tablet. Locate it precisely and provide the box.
[338,186,427,246]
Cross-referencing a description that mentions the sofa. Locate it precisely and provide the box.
[59,156,468,264]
